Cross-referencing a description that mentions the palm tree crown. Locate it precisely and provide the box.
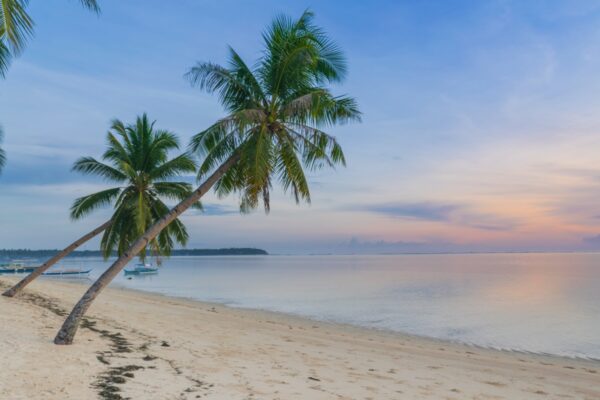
[186,10,361,213]
[71,114,197,261]
[0,0,99,76]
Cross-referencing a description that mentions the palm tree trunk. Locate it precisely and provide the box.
[2,220,112,298]
[54,154,240,344]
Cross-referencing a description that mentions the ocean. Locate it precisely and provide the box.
[49,252,600,359]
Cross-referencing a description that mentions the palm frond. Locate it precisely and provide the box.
[100,205,134,259]
[276,133,310,203]
[70,187,121,220]
[300,9,347,83]
[148,152,196,181]
[283,89,361,127]
[288,123,346,167]
[0,0,33,54]
[240,127,273,211]
[259,9,347,98]
[152,181,199,206]
[192,120,246,179]
[143,128,180,170]
[227,46,266,105]
[78,0,100,13]
[151,200,189,246]
[103,130,131,165]
[71,156,128,182]
[212,160,246,199]
[0,28,12,77]
[186,61,260,112]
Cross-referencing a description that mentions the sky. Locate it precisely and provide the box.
[3,0,600,253]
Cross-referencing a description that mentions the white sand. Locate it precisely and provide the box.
[0,277,598,400]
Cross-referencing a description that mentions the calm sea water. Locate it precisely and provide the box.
[48,253,600,359]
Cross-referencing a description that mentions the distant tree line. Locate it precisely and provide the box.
[0,248,267,259]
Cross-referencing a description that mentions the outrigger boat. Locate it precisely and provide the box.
[124,263,159,275]
[0,260,37,274]
[43,268,92,276]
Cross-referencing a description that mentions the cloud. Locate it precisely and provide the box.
[359,201,517,231]
[336,237,518,254]
[344,237,456,253]
[366,202,459,221]
[536,164,600,182]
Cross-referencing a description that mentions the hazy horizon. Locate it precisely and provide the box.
[5,245,600,257]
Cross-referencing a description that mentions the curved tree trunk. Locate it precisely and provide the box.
[2,220,112,298]
[54,155,239,344]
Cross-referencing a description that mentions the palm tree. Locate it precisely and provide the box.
[72,114,197,262]
[3,114,197,297]
[0,0,99,76]
[54,10,360,345]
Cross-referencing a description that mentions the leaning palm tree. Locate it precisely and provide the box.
[0,0,100,76]
[3,114,197,297]
[54,10,360,344]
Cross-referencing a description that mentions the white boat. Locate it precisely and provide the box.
[0,260,37,274]
[124,263,159,275]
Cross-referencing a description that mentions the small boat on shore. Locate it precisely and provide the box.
[124,263,159,275]
[0,261,37,274]
[43,269,92,276]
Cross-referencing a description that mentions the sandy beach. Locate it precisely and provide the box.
[0,277,598,400]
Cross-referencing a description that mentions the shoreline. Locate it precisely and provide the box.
[112,280,598,363]
[88,275,598,362]
[1,277,599,399]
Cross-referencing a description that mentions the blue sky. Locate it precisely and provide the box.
[3,1,600,253]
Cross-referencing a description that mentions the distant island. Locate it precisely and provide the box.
[0,248,268,259]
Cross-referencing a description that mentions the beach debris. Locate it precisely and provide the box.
[95,365,145,400]
[97,355,110,365]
